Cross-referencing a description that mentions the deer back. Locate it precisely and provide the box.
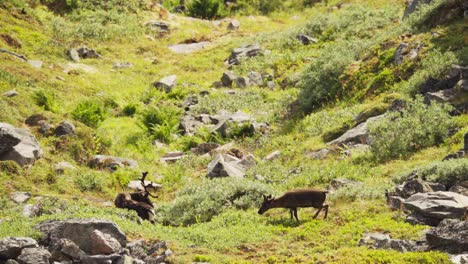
[274,189,327,208]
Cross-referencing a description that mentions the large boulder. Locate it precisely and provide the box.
[426,219,468,253]
[403,191,468,226]
[0,123,43,166]
[35,219,127,255]
[17,247,51,264]
[394,178,446,198]
[0,237,39,260]
[327,115,385,147]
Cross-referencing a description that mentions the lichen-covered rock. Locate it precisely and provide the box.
[17,247,51,264]
[0,237,38,260]
[426,218,468,253]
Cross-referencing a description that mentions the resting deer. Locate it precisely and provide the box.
[258,189,328,221]
[114,172,158,224]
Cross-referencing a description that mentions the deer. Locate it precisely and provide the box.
[114,172,158,224]
[258,189,329,221]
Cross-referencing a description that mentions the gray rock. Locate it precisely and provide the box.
[327,178,363,191]
[54,121,75,137]
[67,49,80,62]
[56,238,86,260]
[27,60,43,69]
[90,229,122,255]
[35,219,127,255]
[191,143,220,155]
[207,154,246,178]
[265,150,281,161]
[145,20,170,33]
[234,76,249,88]
[153,75,177,92]
[221,71,238,87]
[22,204,40,218]
[395,178,446,198]
[10,192,31,204]
[225,44,262,66]
[426,218,468,253]
[386,195,406,211]
[0,237,38,259]
[0,123,43,166]
[17,247,51,264]
[394,43,409,65]
[179,115,204,136]
[358,233,391,249]
[5,260,19,264]
[54,162,76,174]
[160,151,185,163]
[306,148,333,160]
[266,81,276,89]
[297,34,318,45]
[113,62,133,69]
[76,46,101,59]
[450,253,468,264]
[25,114,47,127]
[89,155,138,171]
[38,121,52,135]
[3,90,18,97]
[168,41,210,54]
[404,192,468,226]
[80,253,121,264]
[403,0,432,19]
[425,87,468,113]
[247,71,263,86]
[449,181,468,196]
[328,115,385,146]
[227,19,240,31]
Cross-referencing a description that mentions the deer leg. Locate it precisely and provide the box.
[293,208,299,222]
[313,206,323,219]
[323,204,329,219]
[289,208,294,220]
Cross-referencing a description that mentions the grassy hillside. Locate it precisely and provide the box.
[0,0,466,263]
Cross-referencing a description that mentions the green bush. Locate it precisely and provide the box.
[368,97,454,161]
[140,104,182,143]
[33,90,58,113]
[395,159,468,187]
[157,178,273,226]
[74,172,104,192]
[122,103,137,117]
[72,100,107,128]
[188,0,227,19]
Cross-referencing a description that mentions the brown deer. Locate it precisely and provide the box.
[114,172,158,224]
[258,189,329,221]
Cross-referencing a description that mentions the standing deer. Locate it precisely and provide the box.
[258,189,329,221]
[114,172,158,224]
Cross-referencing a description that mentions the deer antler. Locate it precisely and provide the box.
[140,171,158,198]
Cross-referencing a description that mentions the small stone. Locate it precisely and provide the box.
[227,19,240,31]
[221,71,238,87]
[54,162,76,174]
[68,49,80,62]
[266,81,276,89]
[10,192,31,204]
[27,60,43,69]
[54,121,75,137]
[22,204,40,218]
[265,150,281,161]
[153,75,177,93]
[3,90,18,97]
[235,76,249,88]
[113,62,133,69]
[297,34,318,45]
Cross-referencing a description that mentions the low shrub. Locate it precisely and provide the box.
[140,104,182,143]
[188,0,227,19]
[72,100,107,128]
[33,90,58,113]
[368,97,454,161]
[157,178,274,226]
[74,171,104,192]
[122,103,137,117]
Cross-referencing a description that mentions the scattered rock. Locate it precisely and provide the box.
[394,178,446,198]
[426,218,468,253]
[404,191,468,226]
[3,90,18,97]
[64,62,98,74]
[54,121,75,137]
[265,150,281,161]
[297,34,318,45]
[225,44,262,67]
[89,230,122,255]
[22,204,40,218]
[17,247,51,264]
[327,115,385,147]
[358,233,428,252]
[227,19,240,31]
[419,64,467,94]
[27,60,43,69]
[10,192,31,204]
[127,180,162,192]
[191,143,220,155]
[76,46,101,59]
[89,155,138,171]
[247,71,263,86]
[327,178,363,191]
[221,71,239,87]
[113,62,133,69]
[449,181,468,196]
[0,123,43,166]
[403,0,433,19]
[38,122,52,135]
[153,75,177,92]
[67,49,80,62]
[425,87,468,113]
[235,76,249,88]
[394,43,421,65]
[386,195,406,211]
[305,148,334,160]
[54,162,76,174]
[145,20,170,34]
[0,237,39,259]
[207,154,247,178]
[168,41,210,54]
[25,114,47,127]
[160,151,185,163]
